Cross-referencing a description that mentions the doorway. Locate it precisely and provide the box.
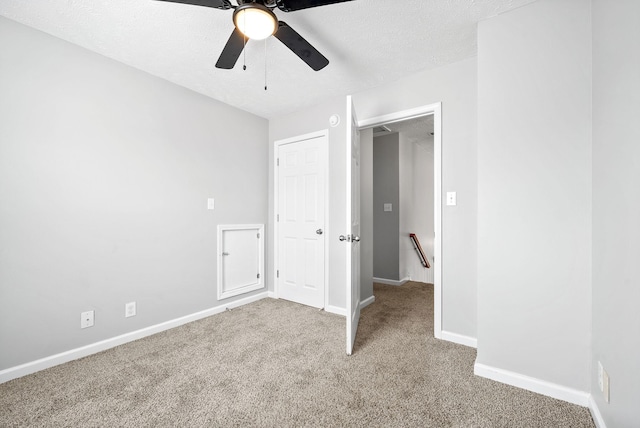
[274,131,329,309]
[358,103,443,338]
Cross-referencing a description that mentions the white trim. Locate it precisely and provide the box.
[217,224,265,300]
[360,295,375,310]
[373,276,410,286]
[357,102,443,340]
[358,105,440,129]
[589,395,607,428]
[324,305,346,317]
[440,330,477,348]
[325,296,375,317]
[474,363,590,407]
[433,104,442,340]
[273,130,329,308]
[0,292,270,384]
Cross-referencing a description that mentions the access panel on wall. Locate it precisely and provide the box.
[217,224,265,300]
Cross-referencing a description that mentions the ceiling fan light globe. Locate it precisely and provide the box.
[233,5,278,40]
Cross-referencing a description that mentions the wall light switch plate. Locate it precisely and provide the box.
[446,191,457,206]
[207,198,215,210]
[384,203,392,212]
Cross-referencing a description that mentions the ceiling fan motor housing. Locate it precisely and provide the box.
[237,0,276,6]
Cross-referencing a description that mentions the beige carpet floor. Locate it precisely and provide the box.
[1,282,594,427]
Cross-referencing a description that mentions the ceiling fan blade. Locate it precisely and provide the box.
[216,28,245,69]
[274,21,329,71]
[276,0,352,12]
[154,0,232,10]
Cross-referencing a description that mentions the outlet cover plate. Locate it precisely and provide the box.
[598,361,604,391]
[446,191,457,206]
[125,302,136,318]
[81,310,94,329]
[603,369,610,403]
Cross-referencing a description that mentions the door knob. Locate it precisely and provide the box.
[352,235,360,242]
[339,235,347,241]
[316,229,323,235]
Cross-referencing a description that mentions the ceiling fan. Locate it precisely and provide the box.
[155,0,352,71]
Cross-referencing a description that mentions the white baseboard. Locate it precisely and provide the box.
[588,395,607,428]
[324,305,346,316]
[373,277,410,286]
[440,330,477,348]
[474,363,590,406]
[0,291,270,384]
[360,295,375,310]
[324,297,374,316]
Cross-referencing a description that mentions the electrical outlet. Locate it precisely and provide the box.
[603,369,610,403]
[598,361,604,392]
[81,310,94,329]
[125,301,136,318]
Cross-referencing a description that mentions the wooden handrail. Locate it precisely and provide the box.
[409,233,431,269]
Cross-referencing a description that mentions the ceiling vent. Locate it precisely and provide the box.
[372,125,391,136]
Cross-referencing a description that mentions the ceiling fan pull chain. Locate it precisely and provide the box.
[264,38,268,91]
[242,12,247,71]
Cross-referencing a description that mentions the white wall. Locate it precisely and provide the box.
[398,132,413,281]
[353,58,477,339]
[0,17,268,370]
[409,142,434,284]
[591,0,640,425]
[476,0,592,393]
[268,97,348,311]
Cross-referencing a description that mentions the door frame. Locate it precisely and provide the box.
[357,102,443,339]
[273,130,330,308]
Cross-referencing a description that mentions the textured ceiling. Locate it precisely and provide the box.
[0,0,536,119]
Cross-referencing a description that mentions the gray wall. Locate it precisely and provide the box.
[0,17,268,370]
[353,58,477,338]
[268,97,348,310]
[360,128,374,302]
[476,0,591,391]
[372,133,400,280]
[591,0,640,424]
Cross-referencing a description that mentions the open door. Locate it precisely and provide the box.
[346,96,361,355]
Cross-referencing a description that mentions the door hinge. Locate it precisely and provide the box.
[257,232,260,239]
[277,270,279,278]
[277,158,280,166]
[257,273,260,279]
[277,214,279,222]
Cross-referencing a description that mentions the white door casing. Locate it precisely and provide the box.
[275,133,327,309]
[346,96,361,355]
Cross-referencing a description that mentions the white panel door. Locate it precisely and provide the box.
[346,96,361,355]
[277,135,326,308]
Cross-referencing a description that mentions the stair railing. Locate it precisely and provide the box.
[409,233,431,269]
